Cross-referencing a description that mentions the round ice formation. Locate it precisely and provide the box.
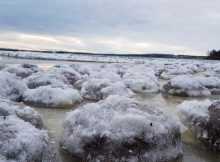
[159,66,193,80]
[99,63,126,77]
[123,65,160,93]
[183,63,205,73]
[2,64,41,78]
[70,63,100,75]
[23,85,82,108]
[80,78,109,100]
[0,99,44,129]
[195,76,220,94]
[0,71,27,101]
[24,72,71,89]
[0,64,7,70]
[48,64,81,86]
[19,63,42,73]
[162,75,211,97]
[89,69,122,82]
[61,95,182,162]
[177,100,220,152]
[0,115,55,162]
[81,79,133,100]
[101,82,134,99]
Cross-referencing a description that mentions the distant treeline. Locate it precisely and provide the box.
[208,50,220,60]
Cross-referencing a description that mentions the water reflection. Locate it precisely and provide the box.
[182,131,220,162]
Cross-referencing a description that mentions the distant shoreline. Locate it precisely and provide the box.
[0,47,209,60]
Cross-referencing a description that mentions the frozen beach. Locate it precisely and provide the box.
[1,52,220,162]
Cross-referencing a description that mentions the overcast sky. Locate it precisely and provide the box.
[0,0,219,55]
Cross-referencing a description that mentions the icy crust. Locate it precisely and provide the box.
[23,85,82,108]
[122,65,160,93]
[24,72,71,89]
[81,79,133,101]
[162,75,211,97]
[0,99,44,129]
[61,96,182,162]
[0,71,27,101]
[177,100,220,152]
[2,64,41,79]
[0,116,55,162]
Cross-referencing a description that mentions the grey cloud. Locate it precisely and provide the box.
[0,0,219,55]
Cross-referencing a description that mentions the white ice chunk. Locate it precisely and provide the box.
[23,85,82,108]
[162,75,211,97]
[0,71,27,101]
[61,95,182,161]
[0,115,55,162]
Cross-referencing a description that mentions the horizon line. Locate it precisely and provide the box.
[0,47,208,57]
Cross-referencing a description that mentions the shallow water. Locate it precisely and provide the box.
[0,56,103,71]
[1,56,220,162]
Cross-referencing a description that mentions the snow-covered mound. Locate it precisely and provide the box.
[0,71,27,101]
[23,85,82,108]
[48,64,81,86]
[73,74,89,90]
[162,75,211,97]
[79,78,108,100]
[195,76,220,94]
[99,63,126,77]
[90,69,122,82]
[0,115,55,162]
[177,100,220,152]
[24,72,71,89]
[160,66,193,79]
[70,63,100,75]
[81,79,133,100]
[19,63,42,73]
[159,65,193,80]
[61,96,182,162]
[183,63,205,73]
[177,100,211,129]
[123,65,160,93]
[0,99,44,129]
[0,64,7,70]
[101,82,134,99]
[2,64,41,78]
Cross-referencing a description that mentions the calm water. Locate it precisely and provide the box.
[1,56,220,162]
